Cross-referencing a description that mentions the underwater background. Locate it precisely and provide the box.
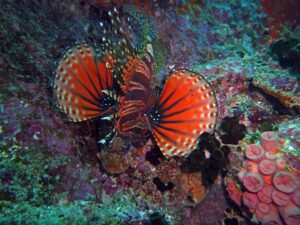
[0,0,299,224]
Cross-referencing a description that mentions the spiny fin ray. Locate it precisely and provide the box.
[146,70,218,157]
[54,44,114,122]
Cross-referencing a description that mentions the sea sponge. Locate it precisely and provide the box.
[219,116,246,145]
[98,151,132,175]
[180,132,230,186]
[180,172,208,206]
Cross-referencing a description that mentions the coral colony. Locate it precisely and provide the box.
[226,131,300,225]
[0,0,299,224]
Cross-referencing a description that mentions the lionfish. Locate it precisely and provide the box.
[53,7,218,157]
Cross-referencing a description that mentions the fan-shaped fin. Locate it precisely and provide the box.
[146,70,218,157]
[53,44,114,122]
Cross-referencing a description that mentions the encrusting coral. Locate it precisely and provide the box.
[226,131,300,225]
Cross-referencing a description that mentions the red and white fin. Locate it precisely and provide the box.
[146,70,218,157]
[53,44,114,122]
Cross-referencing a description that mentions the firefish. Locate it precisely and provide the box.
[53,7,218,157]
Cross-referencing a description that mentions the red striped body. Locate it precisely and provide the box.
[115,53,154,140]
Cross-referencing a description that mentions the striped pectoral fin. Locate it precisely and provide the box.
[146,70,218,157]
[53,44,114,122]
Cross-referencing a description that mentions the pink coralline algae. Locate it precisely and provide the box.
[226,131,300,225]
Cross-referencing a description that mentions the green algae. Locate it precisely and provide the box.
[0,138,169,224]
[0,191,155,225]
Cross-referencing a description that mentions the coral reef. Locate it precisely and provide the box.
[181,132,230,186]
[222,208,245,225]
[270,38,300,76]
[179,172,208,206]
[1,188,159,224]
[262,0,300,40]
[98,137,133,175]
[98,151,132,175]
[251,80,300,111]
[226,131,300,225]
[1,0,299,224]
[276,118,300,155]
[183,184,231,225]
[194,56,300,138]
